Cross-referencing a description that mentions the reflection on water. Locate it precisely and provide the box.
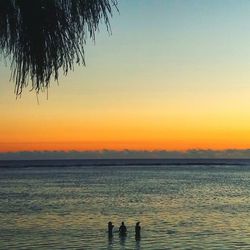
[107,235,114,249]
[119,235,127,248]
[0,164,250,249]
[135,236,141,250]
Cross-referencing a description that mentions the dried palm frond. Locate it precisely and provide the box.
[0,0,118,95]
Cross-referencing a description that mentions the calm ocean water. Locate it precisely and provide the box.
[0,159,250,249]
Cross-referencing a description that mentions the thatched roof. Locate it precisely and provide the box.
[0,0,117,95]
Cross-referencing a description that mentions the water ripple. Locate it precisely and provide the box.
[0,165,250,249]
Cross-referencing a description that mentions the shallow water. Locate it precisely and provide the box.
[0,163,250,249]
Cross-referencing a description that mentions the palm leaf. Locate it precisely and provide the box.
[0,0,118,95]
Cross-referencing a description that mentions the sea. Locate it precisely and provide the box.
[0,159,250,249]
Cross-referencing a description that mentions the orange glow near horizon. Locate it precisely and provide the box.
[2,136,250,153]
[2,93,250,153]
[2,88,250,153]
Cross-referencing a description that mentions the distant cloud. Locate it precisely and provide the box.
[1,149,250,160]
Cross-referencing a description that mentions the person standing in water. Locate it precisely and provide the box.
[135,222,141,239]
[108,221,114,237]
[119,222,127,236]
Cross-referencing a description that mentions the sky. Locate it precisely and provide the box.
[2,0,250,153]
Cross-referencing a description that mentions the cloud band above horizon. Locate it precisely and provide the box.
[1,149,250,160]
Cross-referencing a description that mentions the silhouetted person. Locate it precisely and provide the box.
[135,222,141,240]
[108,221,114,237]
[119,222,127,236]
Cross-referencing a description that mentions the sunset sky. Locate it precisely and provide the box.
[2,0,250,152]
